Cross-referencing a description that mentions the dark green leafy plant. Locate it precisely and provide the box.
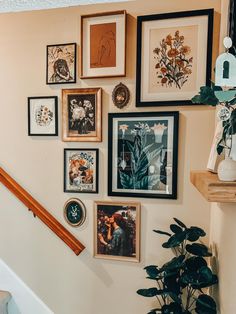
[137,218,218,314]
[192,85,236,156]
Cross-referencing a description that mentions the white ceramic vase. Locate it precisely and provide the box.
[218,156,236,181]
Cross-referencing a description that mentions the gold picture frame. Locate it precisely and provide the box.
[81,10,127,79]
[62,88,102,142]
[94,201,140,262]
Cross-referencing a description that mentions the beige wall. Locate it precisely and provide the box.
[0,1,220,313]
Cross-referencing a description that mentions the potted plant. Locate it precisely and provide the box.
[137,218,218,314]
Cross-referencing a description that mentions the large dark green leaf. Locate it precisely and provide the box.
[144,265,160,278]
[119,171,134,189]
[191,86,219,106]
[187,227,206,242]
[173,218,187,229]
[137,288,159,297]
[195,294,217,314]
[162,231,187,248]
[170,224,182,234]
[161,302,182,314]
[161,255,185,271]
[147,309,160,314]
[184,257,207,271]
[139,175,159,189]
[153,230,172,237]
[186,243,212,257]
[230,108,236,134]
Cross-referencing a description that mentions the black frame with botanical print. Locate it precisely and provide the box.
[136,9,214,106]
[28,96,58,136]
[108,111,179,199]
[46,43,77,85]
[64,148,99,194]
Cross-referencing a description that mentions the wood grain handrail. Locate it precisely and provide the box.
[0,167,85,255]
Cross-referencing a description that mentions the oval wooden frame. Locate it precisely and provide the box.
[112,82,130,109]
[63,198,86,227]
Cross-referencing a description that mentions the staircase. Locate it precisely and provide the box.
[0,291,11,314]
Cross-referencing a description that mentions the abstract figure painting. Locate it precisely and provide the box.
[94,201,140,262]
[64,149,99,193]
[136,9,214,106]
[81,11,126,78]
[62,88,102,142]
[90,22,116,68]
[108,112,179,199]
[46,43,76,84]
[28,96,58,136]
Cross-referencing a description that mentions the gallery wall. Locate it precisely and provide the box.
[0,0,220,313]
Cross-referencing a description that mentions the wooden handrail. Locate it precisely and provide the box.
[0,167,85,255]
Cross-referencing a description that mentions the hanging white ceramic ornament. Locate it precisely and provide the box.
[217,106,231,121]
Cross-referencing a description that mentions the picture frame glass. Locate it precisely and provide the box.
[136,10,213,106]
[94,202,140,262]
[81,11,126,78]
[62,88,102,142]
[47,43,76,84]
[108,112,178,199]
[64,149,98,193]
[28,97,58,136]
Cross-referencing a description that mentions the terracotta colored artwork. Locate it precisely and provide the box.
[153,30,193,89]
[90,22,116,68]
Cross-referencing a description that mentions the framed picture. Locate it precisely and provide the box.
[81,10,126,78]
[112,82,130,109]
[108,112,179,199]
[136,9,214,106]
[46,43,76,84]
[64,148,99,193]
[62,88,102,142]
[28,96,58,136]
[94,201,140,262]
[64,198,86,227]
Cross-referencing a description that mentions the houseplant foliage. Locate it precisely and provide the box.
[137,218,218,314]
[192,85,236,155]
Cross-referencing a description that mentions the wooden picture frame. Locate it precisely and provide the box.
[81,10,126,78]
[28,96,58,136]
[94,201,140,262]
[62,88,102,142]
[64,148,99,194]
[108,111,179,199]
[64,198,86,227]
[136,9,214,106]
[46,43,77,84]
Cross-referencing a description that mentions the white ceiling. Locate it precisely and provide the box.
[0,0,128,13]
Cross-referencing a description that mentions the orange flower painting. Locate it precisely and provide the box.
[153,30,193,89]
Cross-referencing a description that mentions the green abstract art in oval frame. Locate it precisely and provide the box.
[64,198,86,227]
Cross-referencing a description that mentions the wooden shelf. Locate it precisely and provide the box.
[190,171,236,203]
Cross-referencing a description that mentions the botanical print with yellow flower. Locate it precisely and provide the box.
[154,30,193,89]
[149,25,198,94]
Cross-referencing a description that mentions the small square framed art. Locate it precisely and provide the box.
[136,9,214,106]
[62,88,102,142]
[28,96,58,136]
[94,201,140,262]
[46,43,76,84]
[81,10,126,78]
[108,111,179,199]
[64,148,99,194]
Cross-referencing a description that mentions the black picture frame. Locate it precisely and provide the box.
[64,198,86,227]
[28,96,58,136]
[108,111,179,199]
[46,43,77,85]
[136,9,214,107]
[64,148,99,194]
